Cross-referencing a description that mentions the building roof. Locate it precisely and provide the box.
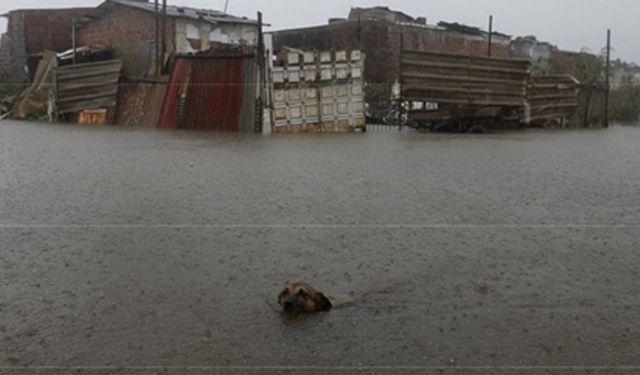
[96,0,258,25]
[349,6,416,23]
[438,21,510,39]
[1,7,93,18]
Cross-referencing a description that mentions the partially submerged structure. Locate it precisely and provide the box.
[5,0,268,132]
[0,7,93,81]
[270,6,511,117]
[269,49,366,133]
[1,3,606,131]
[77,0,260,77]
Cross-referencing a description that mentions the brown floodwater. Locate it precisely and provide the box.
[1,120,639,374]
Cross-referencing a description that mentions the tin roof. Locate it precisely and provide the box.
[103,0,258,25]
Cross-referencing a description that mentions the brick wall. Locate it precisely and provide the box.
[78,4,176,77]
[23,8,93,54]
[0,33,13,76]
[273,20,510,86]
[5,11,25,81]
[0,8,92,82]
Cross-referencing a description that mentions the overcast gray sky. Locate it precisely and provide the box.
[1,0,638,63]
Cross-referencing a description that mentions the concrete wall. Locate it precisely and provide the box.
[510,39,553,70]
[175,19,258,53]
[348,7,415,23]
[78,4,175,77]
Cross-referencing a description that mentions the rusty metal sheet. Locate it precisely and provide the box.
[55,59,122,114]
[159,54,257,131]
[114,78,168,127]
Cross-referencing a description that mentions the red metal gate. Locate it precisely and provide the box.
[159,53,258,131]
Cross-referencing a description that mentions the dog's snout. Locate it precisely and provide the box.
[282,297,301,313]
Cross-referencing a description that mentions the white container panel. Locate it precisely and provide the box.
[321,101,335,117]
[335,84,349,98]
[320,51,332,63]
[351,81,364,96]
[320,86,334,99]
[304,68,317,82]
[304,103,319,119]
[336,100,350,116]
[335,64,350,80]
[288,88,302,101]
[273,69,285,84]
[287,68,301,83]
[287,52,300,65]
[274,106,288,121]
[303,51,316,64]
[273,89,286,103]
[303,88,317,100]
[351,66,362,79]
[320,67,333,81]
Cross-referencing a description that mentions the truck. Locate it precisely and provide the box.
[400,50,580,132]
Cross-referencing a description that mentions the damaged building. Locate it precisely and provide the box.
[5,0,266,132]
[76,0,260,77]
[0,7,93,81]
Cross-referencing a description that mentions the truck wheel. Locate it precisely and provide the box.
[468,125,486,134]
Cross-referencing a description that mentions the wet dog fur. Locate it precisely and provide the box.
[278,282,333,315]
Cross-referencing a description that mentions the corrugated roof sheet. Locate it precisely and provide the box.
[105,0,258,25]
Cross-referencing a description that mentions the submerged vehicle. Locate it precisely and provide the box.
[400,50,580,133]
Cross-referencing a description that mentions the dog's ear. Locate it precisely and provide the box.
[315,292,333,311]
[277,289,287,305]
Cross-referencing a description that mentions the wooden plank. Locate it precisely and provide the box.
[402,59,530,75]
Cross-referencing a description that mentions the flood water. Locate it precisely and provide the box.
[1,120,639,374]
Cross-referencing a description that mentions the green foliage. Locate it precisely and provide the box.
[0,73,22,98]
[547,47,639,125]
[548,48,605,84]
[364,83,391,103]
[610,78,640,124]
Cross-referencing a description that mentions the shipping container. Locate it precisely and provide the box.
[270,49,366,133]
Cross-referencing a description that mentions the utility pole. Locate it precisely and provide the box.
[224,0,230,13]
[155,0,160,75]
[256,11,264,133]
[72,19,77,65]
[160,0,167,74]
[398,33,404,131]
[605,29,611,128]
[487,15,493,58]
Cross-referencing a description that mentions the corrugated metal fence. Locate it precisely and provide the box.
[576,84,607,128]
[54,59,122,116]
[158,54,258,131]
[114,78,168,128]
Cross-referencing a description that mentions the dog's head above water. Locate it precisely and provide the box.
[278,282,333,315]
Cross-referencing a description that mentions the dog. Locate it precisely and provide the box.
[278,282,333,315]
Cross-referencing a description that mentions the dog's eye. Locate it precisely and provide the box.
[297,289,307,296]
[278,290,287,302]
